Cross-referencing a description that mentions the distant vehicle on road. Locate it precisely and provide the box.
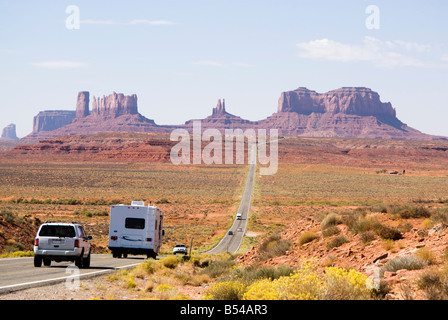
[173,244,188,255]
[238,227,243,232]
[228,230,234,235]
[33,222,92,268]
[236,213,242,220]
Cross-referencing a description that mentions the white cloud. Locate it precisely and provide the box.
[296,36,435,68]
[32,60,88,69]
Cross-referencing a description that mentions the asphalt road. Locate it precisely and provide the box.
[204,160,256,254]
[0,254,144,294]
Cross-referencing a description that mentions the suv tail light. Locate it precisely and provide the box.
[110,236,118,241]
[34,238,39,247]
[74,239,80,247]
[146,238,152,242]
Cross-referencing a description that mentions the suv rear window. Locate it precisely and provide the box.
[125,218,145,229]
[39,225,76,237]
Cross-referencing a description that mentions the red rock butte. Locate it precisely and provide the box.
[22,87,446,141]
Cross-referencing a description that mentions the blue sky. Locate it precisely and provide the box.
[1,0,447,138]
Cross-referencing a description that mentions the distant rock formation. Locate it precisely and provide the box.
[21,87,446,141]
[212,99,227,115]
[76,91,90,118]
[32,110,76,133]
[257,87,432,139]
[277,87,397,120]
[185,98,255,132]
[1,123,19,140]
[91,92,138,117]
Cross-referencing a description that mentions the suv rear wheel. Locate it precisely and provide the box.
[75,250,84,268]
[34,255,42,267]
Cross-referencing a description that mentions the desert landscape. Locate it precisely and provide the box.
[1,2,447,305]
[1,130,447,300]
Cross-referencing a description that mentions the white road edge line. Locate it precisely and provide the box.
[0,263,140,293]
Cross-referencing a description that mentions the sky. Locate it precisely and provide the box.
[1,0,447,138]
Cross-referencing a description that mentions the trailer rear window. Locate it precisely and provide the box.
[125,218,145,229]
[39,225,76,237]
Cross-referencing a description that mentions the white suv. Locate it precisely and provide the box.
[33,222,92,268]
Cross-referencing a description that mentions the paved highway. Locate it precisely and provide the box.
[0,254,143,294]
[205,158,256,254]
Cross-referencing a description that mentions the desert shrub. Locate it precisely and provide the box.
[322,226,340,238]
[0,250,33,258]
[430,207,448,224]
[375,224,403,240]
[350,215,381,234]
[74,208,108,217]
[326,235,348,250]
[298,231,318,246]
[203,281,246,300]
[321,213,340,230]
[0,210,16,224]
[258,233,291,260]
[231,265,295,284]
[380,255,427,276]
[389,204,431,219]
[160,256,180,269]
[155,284,178,300]
[360,231,376,244]
[243,261,325,300]
[241,262,372,300]
[323,267,371,300]
[200,259,235,279]
[442,247,448,263]
[417,270,448,300]
[415,247,437,265]
[133,258,158,276]
[340,209,367,229]
[382,239,395,251]
[397,222,413,233]
[370,205,388,213]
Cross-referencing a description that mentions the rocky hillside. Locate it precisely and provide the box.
[237,204,448,299]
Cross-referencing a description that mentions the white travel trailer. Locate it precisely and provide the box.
[108,201,164,259]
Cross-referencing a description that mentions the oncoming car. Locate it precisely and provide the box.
[33,222,92,268]
[173,244,188,255]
